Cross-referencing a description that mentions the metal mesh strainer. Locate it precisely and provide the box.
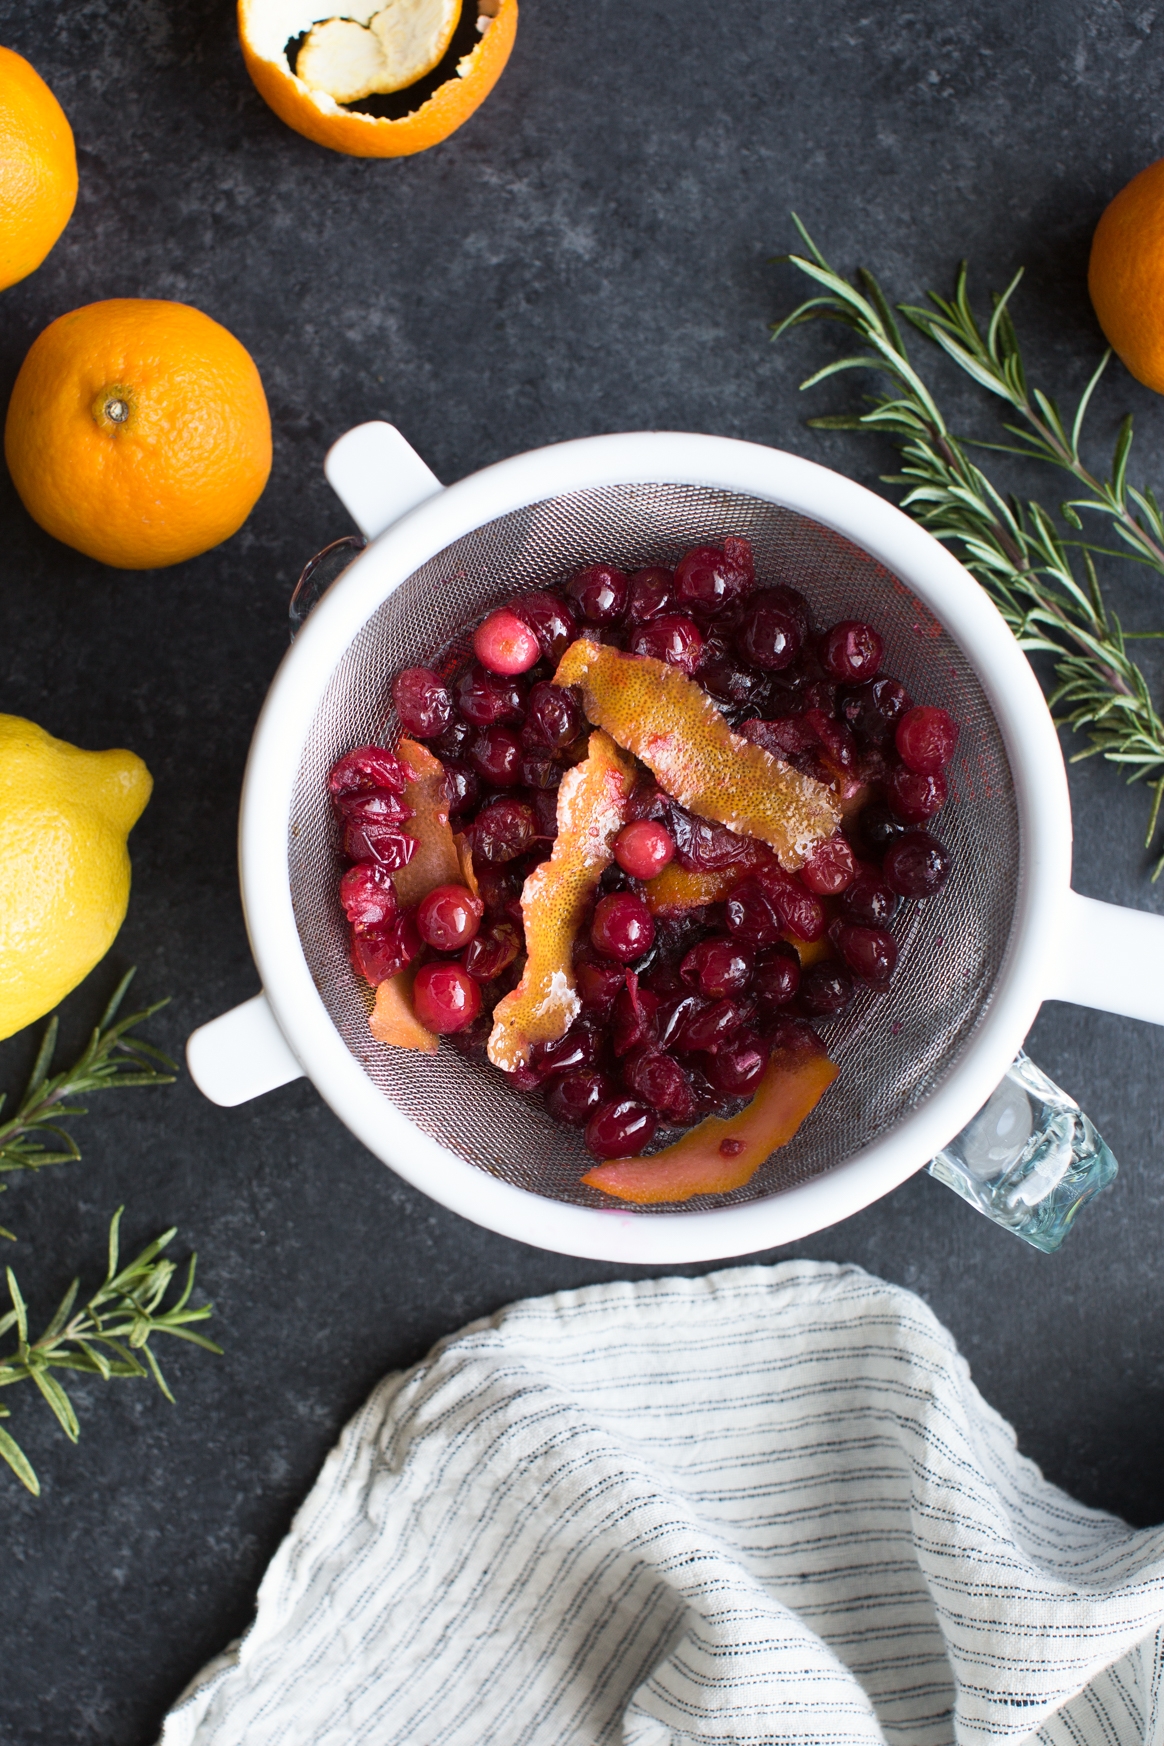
[286,481,1019,1215]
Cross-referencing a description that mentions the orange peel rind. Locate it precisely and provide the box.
[582,1044,839,1204]
[391,736,463,908]
[369,963,438,1052]
[488,730,633,1072]
[553,640,841,869]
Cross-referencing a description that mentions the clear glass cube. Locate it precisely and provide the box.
[927,1052,1118,1253]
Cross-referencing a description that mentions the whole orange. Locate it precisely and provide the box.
[1089,158,1164,394]
[5,299,272,570]
[0,46,78,290]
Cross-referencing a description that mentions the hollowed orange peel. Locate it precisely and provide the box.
[238,0,517,157]
[554,640,841,869]
[488,731,633,1073]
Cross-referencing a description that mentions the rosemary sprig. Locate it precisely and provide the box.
[0,969,176,1233]
[773,217,1164,875]
[0,1206,221,1495]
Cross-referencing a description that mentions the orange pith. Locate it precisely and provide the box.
[1090,158,1164,394]
[0,47,77,291]
[237,0,517,158]
[4,299,271,570]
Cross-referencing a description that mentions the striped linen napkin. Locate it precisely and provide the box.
[159,1262,1164,1746]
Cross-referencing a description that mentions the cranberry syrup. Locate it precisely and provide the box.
[330,538,960,1161]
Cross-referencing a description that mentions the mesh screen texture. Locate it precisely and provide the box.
[288,483,1019,1213]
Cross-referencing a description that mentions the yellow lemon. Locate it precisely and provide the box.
[0,715,152,1041]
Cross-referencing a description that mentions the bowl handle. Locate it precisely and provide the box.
[1044,889,1164,1025]
[186,994,304,1107]
[323,421,443,539]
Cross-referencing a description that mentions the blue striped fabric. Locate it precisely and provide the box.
[159,1263,1164,1746]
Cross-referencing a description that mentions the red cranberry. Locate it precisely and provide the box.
[532,1019,601,1076]
[475,861,524,917]
[520,752,563,791]
[462,920,521,980]
[768,1015,823,1056]
[341,815,418,869]
[625,782,669,823]
[626,567,675,622]
[333,787,412,826]
[799,962,855,1017]
[800,834,857,896]
[532,788,560,840]
[622,1048,696,1121]
[612,975,659,1055]
[699,651,767,708]
[329,744,409,799]
[513,591,579,661]
[896,704,959,774]
[444,764,482,815]
[740,716,819,760]
[658,991,707,1050]
[546,1069,615,1127]
[724,879,784,950]
[752,865,827,942]
[822,621,883,684]
[339,861,398,927]
[412,962,482,1033]
[591,892,655,963]
[883,833,952,898]
[840,676,912,745]
[521,681,583,750]
[669,807,754,872]
[629,614,704,674]
[765,585,812,641]
[350,909,422,984]
[566,564,628,624]
[585,1097,657,1159]
[674,537,755,615]
[614,820,675,880]
[736,599,802,671]
[841,869,901,927]
[468,725,523,787]
[473,608,540,676]
[471,796,537,862]
[680,937,753,999]
[431,717,473,762]
[833,922,897,986]
[705,1030,769,1096]
[675,997,746,1053]
[416,883,484,952]
[886,764,948,823]
[577,957,626,1020]
[802,709,857,774]
[392,668,453,739]
[753,943,801,1008]
[856,802,910,856]
[455,663,525,727]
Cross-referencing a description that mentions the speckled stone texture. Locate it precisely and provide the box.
[1,2,1164,1740]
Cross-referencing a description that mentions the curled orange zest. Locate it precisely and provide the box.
[553,640,840,869]
[488,730,633,1071]
[369,963,438,1054]
[582,1045,839,1204]
[643,854,766,916]
[392,737,463,908]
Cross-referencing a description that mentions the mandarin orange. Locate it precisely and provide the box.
[5,299,271,570]
[1090,158,1164,393]
[0,46,77,291]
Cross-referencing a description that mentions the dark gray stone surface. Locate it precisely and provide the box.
[2,1,1164,1739]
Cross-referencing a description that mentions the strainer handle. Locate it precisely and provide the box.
[323,421,443,540]
[186,994,304,1107]
[1044,890,1164,1026]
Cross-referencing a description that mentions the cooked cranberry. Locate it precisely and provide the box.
[577,956,626,1020]
[626,567,675,622]
[350,909,422,984]
[475,860,524,917]
[657,990,706,1050]
[699,651,767,708]
[768,1015,823,1056]
[840,676,912,745]
[674,537,755,615]
[329,744,409,799]
[896,704,960,774]
[622,1048,696,1121]
[339,861,398,927]
[532,1020,601,1076]
[883,832,952,898]
[886,763,948,823]
[416,883,484,952]
[629,613,704,674]
[800,834,857,896]
[585,1097,657,1159]
[669,807,754,872]
[520,751,562,791]
[822,621,883,684]
[614,820,675,880]
[841,869,901,927]
[462,920,521,981]
[412,962,482,1033]
[471,796,537,862]
[341,815,418,869]
[857,802,911,855]
[392,667,453,739]
[335,788,412,826]
[736,599,802,671]
[740,715,819,762]
[802,708,857,774]
[753,943,801,1008]
[623,782,667,824]
[724,880,784,950]
[473,608,540,676]
[642,957,686,1000]
[680,937,753,999]
[455,662,526,727]
[833,923,897,986]
[513,591,579,661]
[431,716,473,762]
[799,962,855,1017]
[566,564,628,624]
[752,865,827,942]
[469,725,523,787]
[676,997,745,1053]
[705,1030,769,1096]
[531,788,560,840]
[444,764,482,815]
[766,585,812,642]
[800,677,839,716]
[612,974,659,1054]
[521,680,583,750]
[546,1069,614,1127]
[591,892,655,963]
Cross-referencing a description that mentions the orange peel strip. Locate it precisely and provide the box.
[369,963,438,1053]
[553,640,840,869]
[488,730,633,1071]
[582,1046,839,1204]
[644,859,758,916]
